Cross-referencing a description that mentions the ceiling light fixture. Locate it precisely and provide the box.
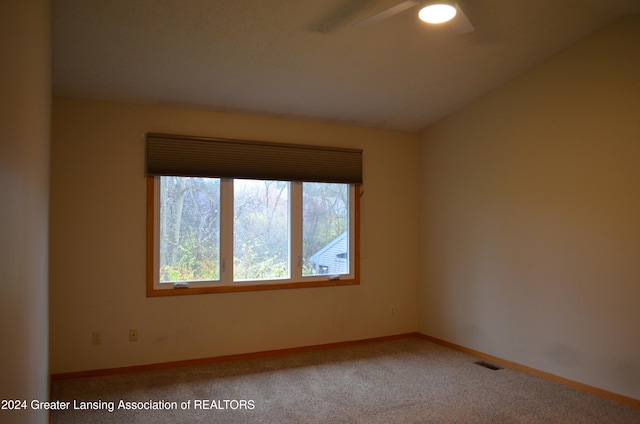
[418,2,457,24]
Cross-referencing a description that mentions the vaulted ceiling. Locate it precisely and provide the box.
[52,0,640,131]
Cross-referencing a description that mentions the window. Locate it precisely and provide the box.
[148,177,359,294]
[303,182,350,276]
[233,179,290,281]
[158,176,221,283]
[146,134,361,296]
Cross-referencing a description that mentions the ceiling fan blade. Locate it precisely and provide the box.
[355,0,419,28]
[450,2,475,33]
[310,0,381,33]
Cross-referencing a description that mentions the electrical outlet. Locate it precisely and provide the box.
[129,328,138,342]
[92,331,102,345]
[389,305,396,316]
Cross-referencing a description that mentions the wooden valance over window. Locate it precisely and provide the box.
[146,133,363,184]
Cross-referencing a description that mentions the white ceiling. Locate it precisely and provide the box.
[52,0,640,132]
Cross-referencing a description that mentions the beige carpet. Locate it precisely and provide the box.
[50,338,640,423]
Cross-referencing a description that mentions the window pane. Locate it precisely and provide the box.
[302,183,349,276]
[159,176,221,283]
[234,180,290,281]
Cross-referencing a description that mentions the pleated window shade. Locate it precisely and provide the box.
[146,133,363,184]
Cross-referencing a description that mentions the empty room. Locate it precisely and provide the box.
[1,1,639,423]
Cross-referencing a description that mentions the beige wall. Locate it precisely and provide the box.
[50,99,419,373]
[0,1,50,423]
[418,15,640,399]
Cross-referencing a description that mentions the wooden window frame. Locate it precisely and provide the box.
[146,177,360,296]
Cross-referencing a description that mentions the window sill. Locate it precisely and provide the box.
[146,278,360,297]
